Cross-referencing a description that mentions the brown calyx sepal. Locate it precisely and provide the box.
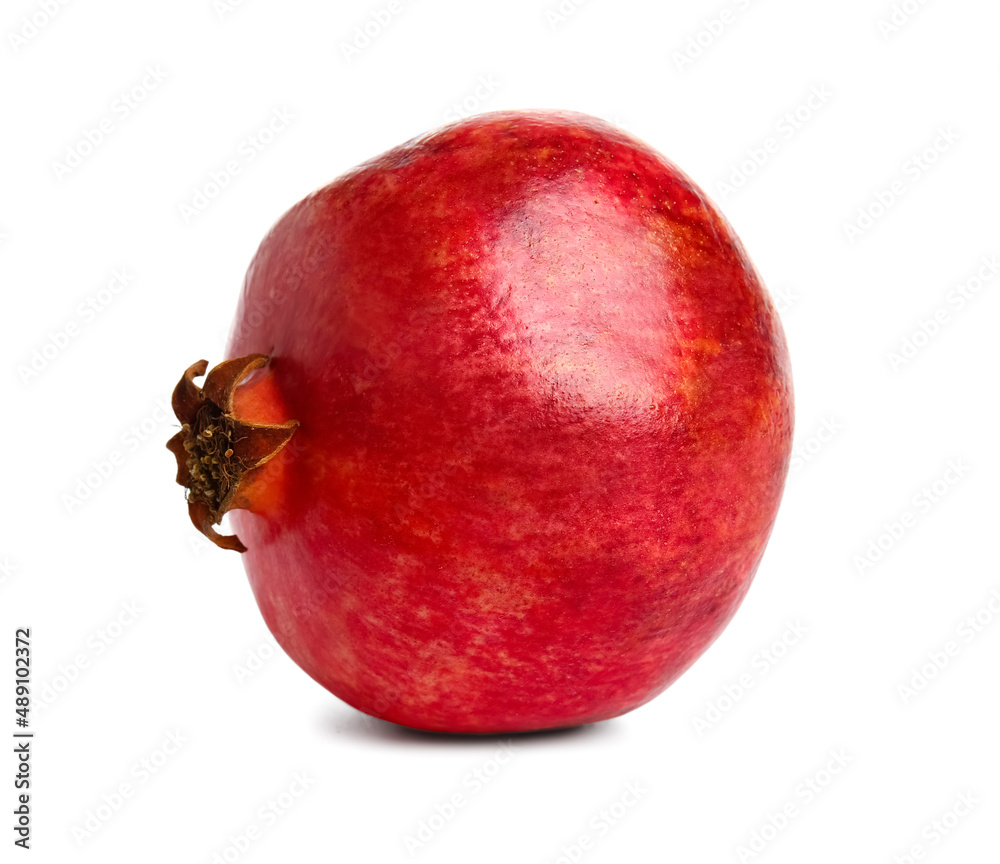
[166,354,298,552]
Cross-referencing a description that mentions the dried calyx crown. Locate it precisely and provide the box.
[166,354,298,552]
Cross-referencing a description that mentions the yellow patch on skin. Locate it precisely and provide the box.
[684,337,723,355]
[671,362,707,410]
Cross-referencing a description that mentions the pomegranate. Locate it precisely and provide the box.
[168,111,793,733]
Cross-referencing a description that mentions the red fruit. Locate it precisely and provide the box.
[168,111,793,734]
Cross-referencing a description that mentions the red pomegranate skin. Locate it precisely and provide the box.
[226,110,793,734]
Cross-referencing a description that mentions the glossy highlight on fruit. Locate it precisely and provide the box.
[169,110,793,733]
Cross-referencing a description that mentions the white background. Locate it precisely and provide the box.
[2,0,998,861]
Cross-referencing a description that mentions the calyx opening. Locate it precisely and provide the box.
[166,354,298,553]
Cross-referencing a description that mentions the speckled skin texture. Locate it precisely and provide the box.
[227,111,793,733]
